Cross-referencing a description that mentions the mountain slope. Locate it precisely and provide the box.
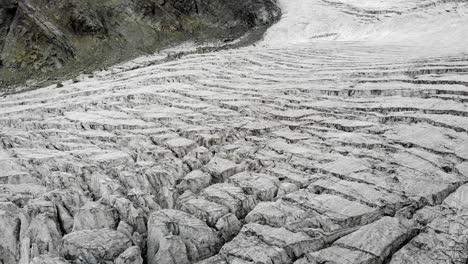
[0,0,280,87]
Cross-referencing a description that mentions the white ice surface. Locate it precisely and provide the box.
[261,0,468,51]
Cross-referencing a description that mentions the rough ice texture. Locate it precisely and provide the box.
[1,0,468,263]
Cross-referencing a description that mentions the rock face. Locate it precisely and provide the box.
[1,0,468,263]
[0,0,281,87]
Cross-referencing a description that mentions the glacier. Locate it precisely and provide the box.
[1,0,468,264]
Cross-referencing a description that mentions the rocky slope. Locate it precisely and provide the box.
[1,0,468,264]
[0,0,280,87]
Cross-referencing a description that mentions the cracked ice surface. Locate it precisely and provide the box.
[1,0,468,264]
[262,0,468,48]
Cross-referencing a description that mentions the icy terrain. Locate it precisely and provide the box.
[263,0,468,48]
[1,0,468,264]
